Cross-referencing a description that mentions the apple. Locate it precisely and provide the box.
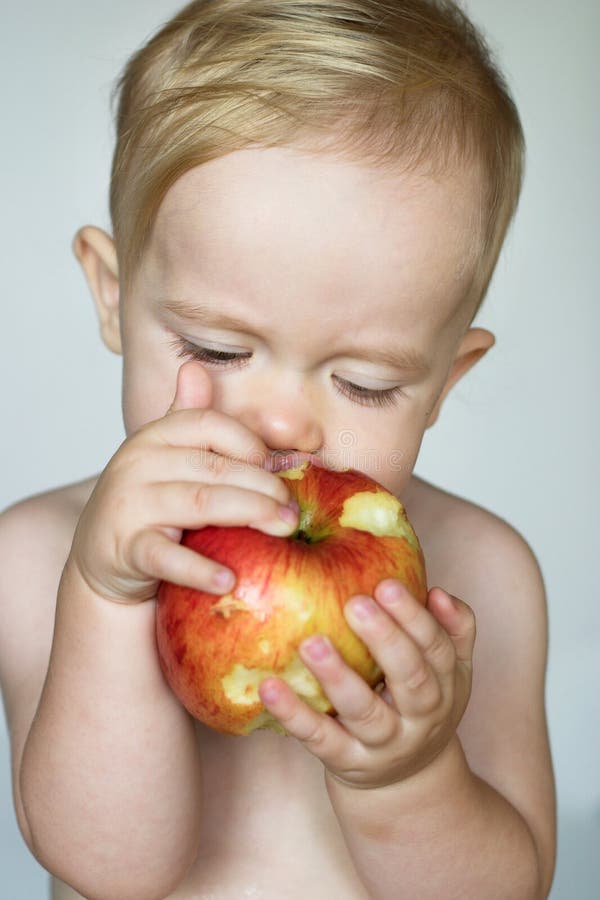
[156,461,427,736]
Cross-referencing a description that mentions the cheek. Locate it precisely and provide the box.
[378,443,422,496]
[323,408,426,494]
[121,348,176,437]
[366,442,421,495]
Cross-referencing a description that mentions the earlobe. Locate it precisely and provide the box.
[425,327,495,428]
[72,226,122,355]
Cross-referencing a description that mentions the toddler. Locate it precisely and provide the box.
[0,2,556,897]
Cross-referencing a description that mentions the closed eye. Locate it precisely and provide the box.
[169,337,406,409]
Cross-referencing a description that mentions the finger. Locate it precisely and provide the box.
[343,597,443,719]
[142,445,293,507]
[130,529,236,595]
[141,407,272,474]
[258,674,352,767]
[374,580,457,680]
[145,480,299,537]
[426,587,477,665]
[168,360,213,413]
[297,635,400,746]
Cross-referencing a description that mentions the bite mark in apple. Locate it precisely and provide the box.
[339,490,419,550]
[222,653,331,734]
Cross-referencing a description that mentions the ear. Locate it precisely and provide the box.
[72,226,122,355]
[425,327,495,428]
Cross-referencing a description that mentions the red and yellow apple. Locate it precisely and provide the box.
[156,461,427,736]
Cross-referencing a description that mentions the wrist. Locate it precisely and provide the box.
[44,554,175,722]
[62,549,156,608]
[325,735,474,835]
[56,554,159,665]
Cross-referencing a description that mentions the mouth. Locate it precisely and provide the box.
[267,452,325,473]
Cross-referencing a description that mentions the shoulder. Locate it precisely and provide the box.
[0,477,98,631]
[405,474,549,724]
[404,474,546,614]
[0,474,98,528]
[0,476,98,788]
[0,473,99,666]
[0,474,99,661]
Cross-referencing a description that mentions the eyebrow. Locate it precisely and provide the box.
[158,297,431,374]
[160,298,259,334]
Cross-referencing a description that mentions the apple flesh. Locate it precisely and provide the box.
[156,461,427,736]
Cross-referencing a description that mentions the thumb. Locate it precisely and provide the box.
[168,361,213,413]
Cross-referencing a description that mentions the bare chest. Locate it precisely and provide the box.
[175,724,371,898]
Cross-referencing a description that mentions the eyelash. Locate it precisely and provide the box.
[169,337,405,409]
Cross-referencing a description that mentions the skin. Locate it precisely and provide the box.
[77,146,493,488]
[72,144,494,791]
[0,144,555,899]
[26,144,550,898]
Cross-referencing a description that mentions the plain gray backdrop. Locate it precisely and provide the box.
[1,1,598,897]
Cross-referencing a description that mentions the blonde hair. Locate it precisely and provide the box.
[109,0,525,319]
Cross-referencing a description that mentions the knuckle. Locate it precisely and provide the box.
[140,534,167,577]
[418,681,443,715]
[128,420,158,446]
[301,719,329,750]
[405,662,431,692]
[195,407,215,431]
[245,445,269,470]
[403,603,424,628]
[353,697,387,732]
[204,451,229,479]
[110,488,128,520]
[109,482,136,525]
[112,445,146,484]
[378,624,400,652]
[425,629,450,662]
[125,531,147,574]
[190,483,210,516]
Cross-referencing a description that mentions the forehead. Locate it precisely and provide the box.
[146,146,483,336]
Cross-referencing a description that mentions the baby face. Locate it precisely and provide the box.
[118,146,483,498]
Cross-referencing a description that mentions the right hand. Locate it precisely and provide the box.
[69,361,299,604]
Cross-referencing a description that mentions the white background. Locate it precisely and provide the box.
[1,1,598,896]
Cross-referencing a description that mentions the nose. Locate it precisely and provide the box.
[231,371,324,457]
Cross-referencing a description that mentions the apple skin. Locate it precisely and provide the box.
[156,461,427,736]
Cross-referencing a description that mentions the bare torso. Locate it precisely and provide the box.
[33,472,487,900]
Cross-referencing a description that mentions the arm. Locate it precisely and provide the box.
[20,556,203,900]
[326,523,556,899]
[1,362,299,900]
[0,499,202,900]
[258,518,556,899]
[326,736,542,900]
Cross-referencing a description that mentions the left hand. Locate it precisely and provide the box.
[258,579,476,790]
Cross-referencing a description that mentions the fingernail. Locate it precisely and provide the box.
[379,580,406,604]
[279,501,300,524]
[302,636,332,661]
[349,596,377,620]
[213,569,235,592]
[261,679,280,704]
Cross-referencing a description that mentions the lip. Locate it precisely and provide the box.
[267,452,325,473]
